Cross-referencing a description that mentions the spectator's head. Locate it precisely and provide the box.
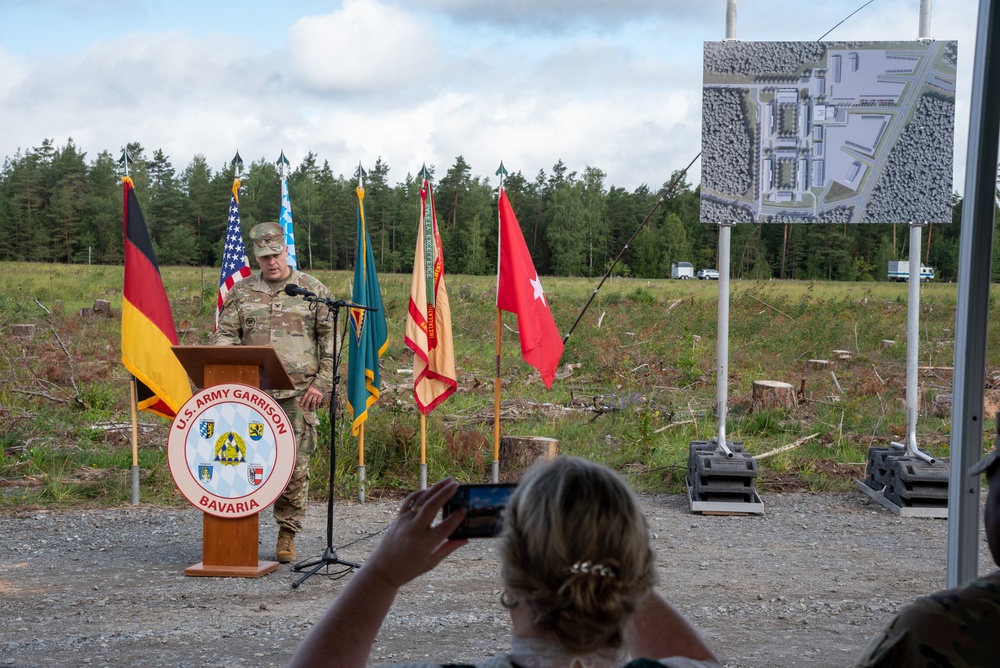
[500,456,656,654]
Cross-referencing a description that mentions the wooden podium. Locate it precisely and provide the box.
[172,345,295,578]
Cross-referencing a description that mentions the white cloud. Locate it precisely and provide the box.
[286,0,439,94]
[395,0,714,30]
[0,47,27,114]
[0,0,985,194]
[0,30,288,165]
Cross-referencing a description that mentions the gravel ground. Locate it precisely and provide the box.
[0,491,991,668]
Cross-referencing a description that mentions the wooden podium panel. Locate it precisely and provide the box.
[172,345,294,390]
[184,515,279,578]
[205,363,259,388]
[171,345,295,579]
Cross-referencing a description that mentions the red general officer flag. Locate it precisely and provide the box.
[497,188,564,389]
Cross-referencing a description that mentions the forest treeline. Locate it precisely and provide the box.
[0,138,981,281]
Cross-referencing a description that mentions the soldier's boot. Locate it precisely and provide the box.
[276,528,296,563]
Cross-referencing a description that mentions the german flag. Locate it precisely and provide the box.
[121,177,191,418]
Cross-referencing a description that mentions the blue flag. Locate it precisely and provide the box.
[346,184,388,435]
[279,177,298,270]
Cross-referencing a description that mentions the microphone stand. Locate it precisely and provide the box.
[291,295,378,589]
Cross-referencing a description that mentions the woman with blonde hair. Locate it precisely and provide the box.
[289,456,718,668]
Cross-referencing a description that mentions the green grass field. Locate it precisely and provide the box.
[0,262,993,507]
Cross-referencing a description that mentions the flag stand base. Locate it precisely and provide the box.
[130,465,140,505]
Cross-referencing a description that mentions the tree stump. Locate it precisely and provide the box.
[807,359,829,369]
[499,436,559,480]
[11,324,36,340]
[933,393,952,418]
[93,299,111,315]
[751,381,797,411]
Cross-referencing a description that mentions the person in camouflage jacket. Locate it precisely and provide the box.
[213,222,334,564]
[855,438,1000,667]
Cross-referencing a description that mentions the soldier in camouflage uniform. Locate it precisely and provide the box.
[855,442,1000,667]
[213,222,334,564]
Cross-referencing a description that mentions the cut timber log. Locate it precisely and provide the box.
[499,436,558,480]
[751,380,797,411]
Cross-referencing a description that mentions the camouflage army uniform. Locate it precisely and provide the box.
[213,269,334,533]
[855,570,1000,667]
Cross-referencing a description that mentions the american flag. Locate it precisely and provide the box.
[215,178,252,329]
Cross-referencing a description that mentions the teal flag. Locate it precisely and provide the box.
[346,184,388,435]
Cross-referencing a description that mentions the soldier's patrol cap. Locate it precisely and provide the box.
[250,222,286,257]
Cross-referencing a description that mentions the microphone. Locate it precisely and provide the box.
[284,283,316,298]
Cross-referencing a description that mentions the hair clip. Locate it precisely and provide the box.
[568,561,616,578]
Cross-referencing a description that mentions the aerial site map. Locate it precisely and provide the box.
[700,40,957,225]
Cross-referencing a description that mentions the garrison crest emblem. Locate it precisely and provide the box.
[214,431,247,466]
[248,465,264,486]
[167,383,296,519]
[248,422,265,441]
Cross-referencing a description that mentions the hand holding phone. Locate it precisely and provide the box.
[442,483,517,539]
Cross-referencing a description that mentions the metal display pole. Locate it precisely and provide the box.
[900,0,934,462]
[716,224,733,457]
[898,224,934,462]
[855,0,949,518]
[948,0,1000,587]
[685,0,762,514]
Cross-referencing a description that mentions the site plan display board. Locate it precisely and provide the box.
[700,40,957,225]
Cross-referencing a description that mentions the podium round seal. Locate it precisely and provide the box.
[167,383,296,519]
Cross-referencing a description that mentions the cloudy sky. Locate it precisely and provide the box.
[0,0,985,192]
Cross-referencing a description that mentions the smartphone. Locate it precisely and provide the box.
[442,483,518,539]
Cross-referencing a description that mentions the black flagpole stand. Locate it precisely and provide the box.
[292,296,376,589]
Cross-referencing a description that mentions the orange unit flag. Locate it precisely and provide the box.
[404,175,457,414]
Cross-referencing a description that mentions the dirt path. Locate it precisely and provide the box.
[0,492,990,668]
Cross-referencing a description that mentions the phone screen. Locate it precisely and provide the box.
[443,483,517,539]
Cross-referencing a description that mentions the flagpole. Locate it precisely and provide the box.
[419,167,430,491]
[420,414,427,490]
[493,309,502,483]
[493,162,508,484]
[123,150,140,505]
[358,424,366,503]
[129,377,140,504]
[406,166,456,487]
